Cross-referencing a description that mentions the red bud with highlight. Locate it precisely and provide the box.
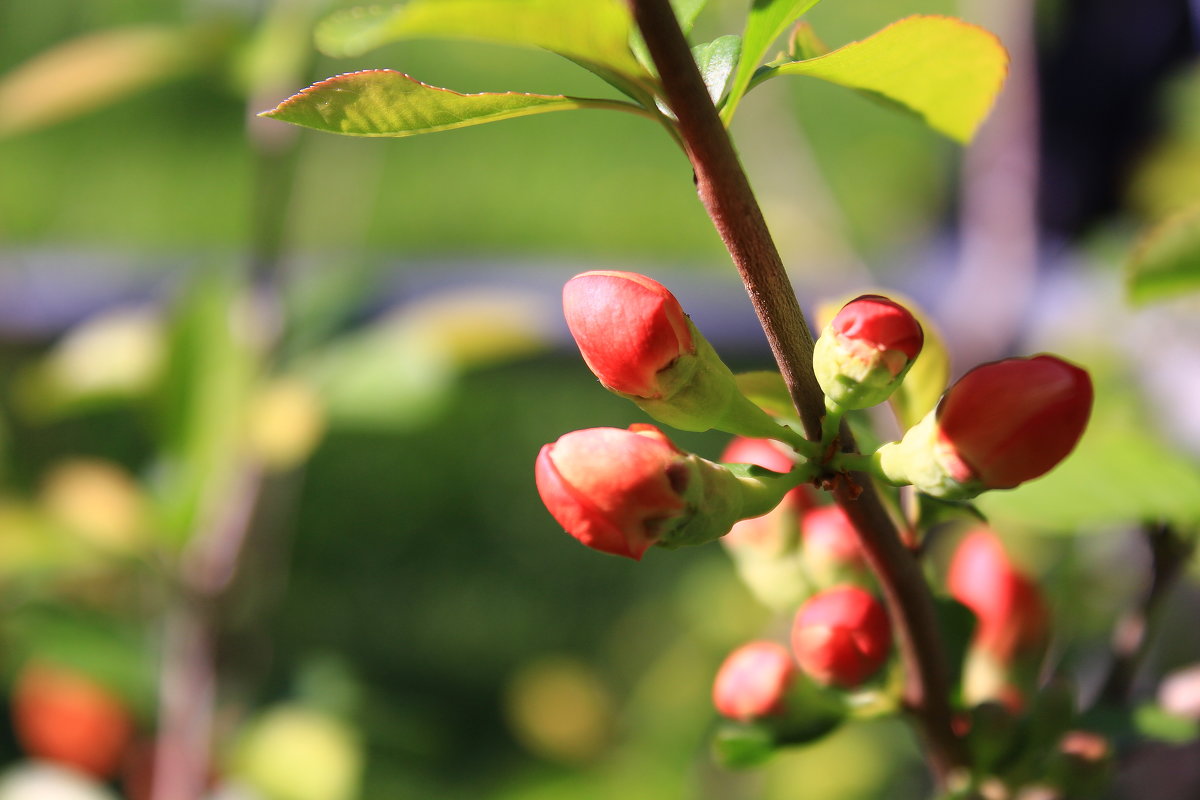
[948,528,1048,663]
[537,425,800,560]
[535,424,687,560]
[563,271,693,399]
[562,272,799,442]
[879,355,1092,499]
[713,641,796,722]
[791,587,892,688]
[13,662,134,778]
[814,295,924,409]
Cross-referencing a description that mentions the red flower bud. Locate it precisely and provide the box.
[948,529,1048,662]
[935,355,1092,490]
[814,295,924,409]
[712,641,796,722]
[562,271,694,399]
[791,587,892,688]
[535,424,687,560]
[13,662,134,778]
[832,295,924,369]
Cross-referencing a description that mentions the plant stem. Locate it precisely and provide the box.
[1101,522,1195,703]
[628,0,966,784]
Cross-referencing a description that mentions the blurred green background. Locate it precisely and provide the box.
[2,0,1200,798]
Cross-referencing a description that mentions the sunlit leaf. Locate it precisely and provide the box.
[262,70,645,137]
[722,0,823,122]
[692,35,742,105]
[316,0,648,84]
[1127,203,1200,305]
[751,15,1009,143]
[0,25,200,138]
[787,21,829,61]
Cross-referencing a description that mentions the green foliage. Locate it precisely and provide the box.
[262,69,646,137]
[722,0,824,122]
[1126,203,1200,305]
[315,0,650,87]
[691,35,742,105]
[749,15,1009,142]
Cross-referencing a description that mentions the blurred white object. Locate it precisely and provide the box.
[1159,662,1200,719]
[0,762,118,800]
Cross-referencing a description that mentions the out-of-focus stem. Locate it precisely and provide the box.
[1101,522,1195,703]
[628,0,967,784]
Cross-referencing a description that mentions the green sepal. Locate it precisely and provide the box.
[656,461,806,551]
[813,322,917,411]
[876,411,984,500]
[628,323,814,454]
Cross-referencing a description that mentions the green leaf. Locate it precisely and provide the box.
[977,375,1200,531]
[711,722,776,768]
[1134,704,1200,744]
[735,371,802,430]
[262,70,645,137]
[152,268,260,546]
[750,15,1009,143]
[692,35,742,105]
[316,0,648,84]
[787,21,829,61]
[1126,203,1200,305]
[722,0,823,122]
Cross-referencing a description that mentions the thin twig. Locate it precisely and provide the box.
[628,0,967,784]
[1101,522,1195,704]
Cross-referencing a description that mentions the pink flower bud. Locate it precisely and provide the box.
[948,529,1048,663]
[935,355,1092,490]
[791,586,892,688]
[535,424,687,560]
[720,436,796,476]
[563,271,694,399]
[712,641,796,722]
[800,505,864,568]
[814,295,924,409]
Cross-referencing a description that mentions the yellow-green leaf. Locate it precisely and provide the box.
[316,0,648,84]
[1127,203,1200,305]
[753,15,1008,143]
[722,0,822,122]
[261,70,644,137]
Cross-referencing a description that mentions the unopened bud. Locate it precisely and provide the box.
[562,272,796,440]
[536,425,798,560]
[878,355,1092,499]
[712,641,796,723]
[813,295,923,410]
[791,586,892,688]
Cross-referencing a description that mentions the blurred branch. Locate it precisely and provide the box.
[1100,522,1196,704]
[939,0,1040,371]
[628,0,967,785]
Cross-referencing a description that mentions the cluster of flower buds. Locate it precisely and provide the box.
[711,586,892,753]
[537,269,1094,771]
